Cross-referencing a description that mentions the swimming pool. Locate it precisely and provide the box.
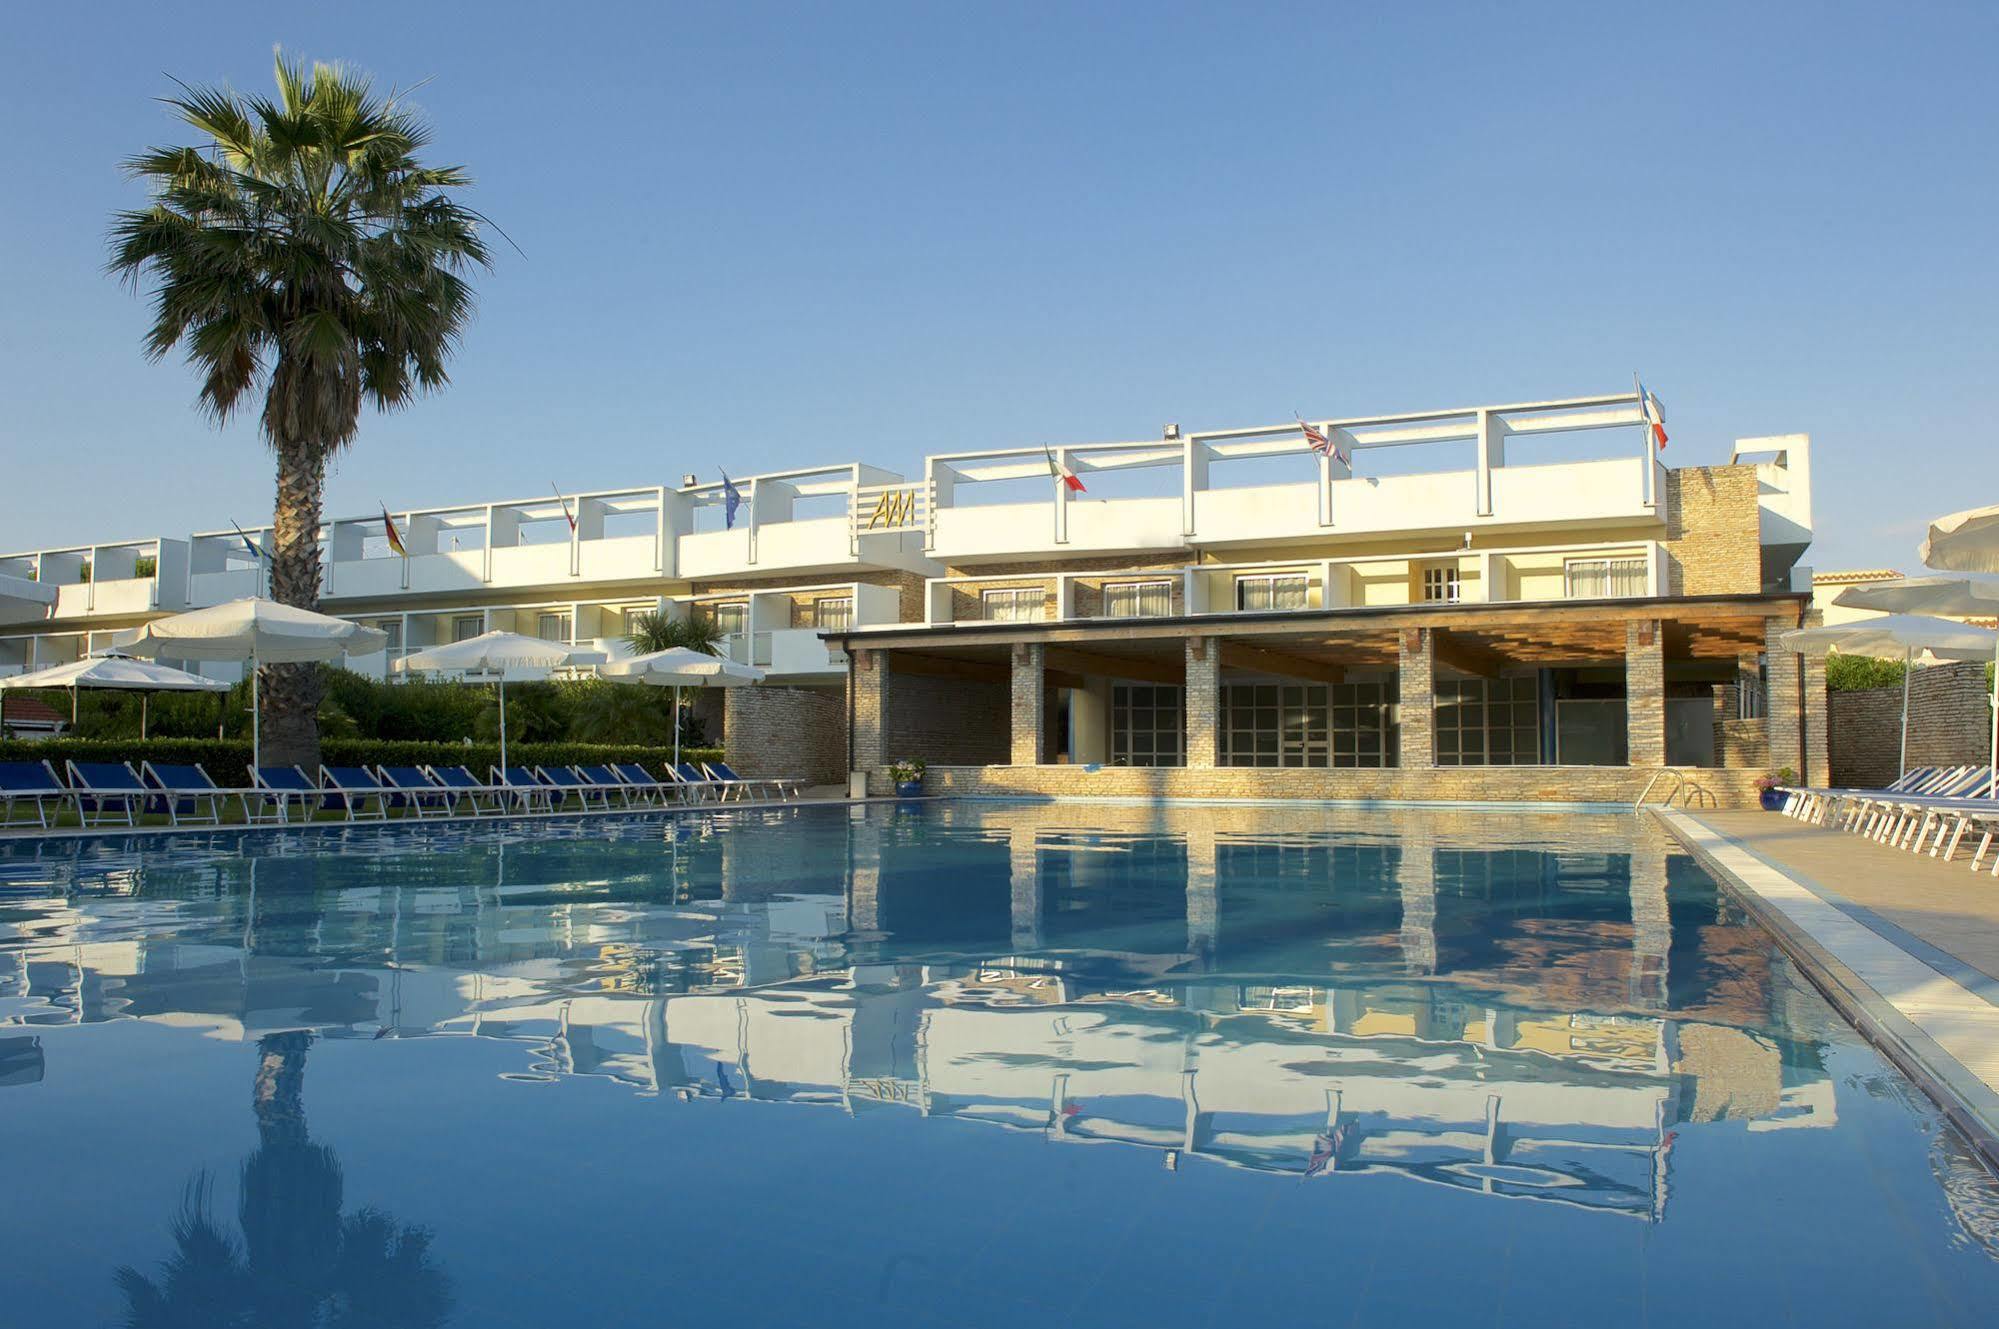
[3,801,1997,1326]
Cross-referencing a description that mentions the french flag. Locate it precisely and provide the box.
[1637,380,1668,450]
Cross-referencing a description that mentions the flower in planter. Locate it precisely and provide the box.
[886,758,927,785]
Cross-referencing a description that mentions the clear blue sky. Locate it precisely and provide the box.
[3,1,1993,572]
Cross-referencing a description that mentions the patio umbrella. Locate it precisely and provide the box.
[118,598,388,769]
[1833,576,1999,796]
[598,646,765,767]
[1921,504,1999,574]
[391,630,606,773]
[1778,614,1997,782]
[0,651,228,738]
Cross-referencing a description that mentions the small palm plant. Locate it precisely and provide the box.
[623,612,723,657]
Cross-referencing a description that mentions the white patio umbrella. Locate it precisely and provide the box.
[598,646,765,767]
[1778,614,1997,782]
[118,598,388,769]
[391,630,606,774]
[1833,576,1999,796]
[1921,504,1999,574]
[0,651,228,738]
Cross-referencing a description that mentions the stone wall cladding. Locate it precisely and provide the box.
[1010,643,1046,765]
[1662,467,1765,596]
[1828,660,1995,788]
[851,651,887,771]
[922,763,1770,808]
[1766,617,1803,777]
[1714,717,1770,768]
[1626,619,1666,765]
[887,668,1009,769]
[725,685,846,785]
[1398,628,1435,767]
[1184,638,1219,767]
[950,578,1054,624]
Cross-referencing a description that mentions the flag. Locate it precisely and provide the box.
[550,483,577,533]
[721,471,745,529]
[1297,416,1350,467]
[1044,446,1086,493]
[1636,378,1668,450]
[230,521,267,563]
[380,503,408,558]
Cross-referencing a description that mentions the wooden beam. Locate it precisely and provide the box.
[1430,630,1510,679]
[1217,642,1347,685]
[1042,646,1183,685]
[887,651,1009,684]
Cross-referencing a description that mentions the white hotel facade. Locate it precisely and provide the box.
[0,389,1824,803]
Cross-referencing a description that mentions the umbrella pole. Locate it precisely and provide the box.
[499,677,508,775]
[1899,647,1912,780]
[673,684,681,769]
[251,658,260,773]
[142,694,148,741]
[1990,638,1997,799]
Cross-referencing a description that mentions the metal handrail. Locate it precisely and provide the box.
[1635,769,1687,808]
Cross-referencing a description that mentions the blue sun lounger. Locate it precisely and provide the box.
[703,760,799,801]
[249,765,322,824]
[573,764,636,807]
[375,766,457,818]
[139,761,231,827]
[423,765,507,815]
[610,762,680,806]
[0,760,70,829]
[318,766,391,821]
[491,766,556,814]
[535,765,618,811]
[671,762,730,803]
[65,761,148,828]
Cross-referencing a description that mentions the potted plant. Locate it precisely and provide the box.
[1755,767,1795,812]
[887,757,927,798]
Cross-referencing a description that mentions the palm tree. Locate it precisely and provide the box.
[624,611,724,657]
[109,52,492,771]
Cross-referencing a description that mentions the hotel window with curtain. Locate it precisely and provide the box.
[368,619,403,655]
[708,602,748,636]
[1564,557,1648,599]
[981,587,1045,622]
[1422,565,1462,603]
[804,597,852,631]
[451,615,484,643]
[1235,574,1308,612]
[535,611,572,644]
[1104,580,1173,619]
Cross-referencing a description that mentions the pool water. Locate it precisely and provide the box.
[3,800,1998,1327]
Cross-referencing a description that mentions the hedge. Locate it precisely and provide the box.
[0,737,724,790]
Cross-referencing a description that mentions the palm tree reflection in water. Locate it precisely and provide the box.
[114,1031,452,1327]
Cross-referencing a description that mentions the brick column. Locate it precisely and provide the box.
[1627,844,1670,1009]
[851,650,888,780]
[1802,646,1830,786]
[1010,643,1045,766]
[1766,617,1802,778]
[1184,637,1219,768]
[1397,628,1435,768]
[1396,816,1437,975]
[1626,618,1666,766]
[1186,821,1218,958]
[1009,825,1043,951]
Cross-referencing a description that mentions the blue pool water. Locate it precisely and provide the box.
[3,800,1998,1327]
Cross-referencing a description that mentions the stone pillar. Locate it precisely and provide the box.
[1396,818,1437,975]
[1185,822,1218,960]
[1628,846,1671,1009]
[1185,637,1219,768]
[1766,618,1802,778]
[848,820,882,933]
[1397,627,1435,768]
[1626,618,1666,767]
[1802,646,1830,787]
[1010,643,1045,766]
[851,650,889,781]
[1009,825,1043,951]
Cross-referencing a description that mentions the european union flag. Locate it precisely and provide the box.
[721,471,744,530]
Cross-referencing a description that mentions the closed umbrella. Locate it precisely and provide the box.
[392,630,605,774]
[1833,576,1999,795]
[599,646,765,768]
[0,651,229,738]
[1778,614,1997,782]
[1921,504,1999,574]
[118,598,388,769]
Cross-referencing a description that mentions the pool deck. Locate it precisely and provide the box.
[1659,807,1999,1167]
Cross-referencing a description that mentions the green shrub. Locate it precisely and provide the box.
[0,737,723,789]
[1825,655,1908,692]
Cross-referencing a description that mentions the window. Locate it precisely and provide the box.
[368,618,403,653]
[452,615,484,643]
[1422,565,1462,603]
[1104,580,1173,619]
[1435,676,1540,766]
[708,602,748,636]
[1330,682,1391,768]
[1111,684,1183,767]
[535,611,572,644]
[981,587,1045,622]
[1221,684,1329,767]
[1235,574,1308,612]
[805,597,852,631]
[1564,558,1648,599]
[622,607,651,637]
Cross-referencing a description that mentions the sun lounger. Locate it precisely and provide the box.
[491,766,556,814]
[535,765,617,811]
[139,761,231,827]
[1846,769,1993,846]
[610,762,679,806]
[669,762,729,803]
[0,760,70,829]
[573,764,636,807]
[423,765,507,815]
[1779,765,1951,824]
[703,760,799,801]
[319,766,391,821]
[65,760,148,828]
[375,766,458,818]
[249,765,322,824]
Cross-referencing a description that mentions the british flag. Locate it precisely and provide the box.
[1298,416,1350,468]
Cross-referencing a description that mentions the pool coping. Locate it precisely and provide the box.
[1654,807,1999,1170]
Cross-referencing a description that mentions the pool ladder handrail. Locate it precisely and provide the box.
[1636,769,1687,808]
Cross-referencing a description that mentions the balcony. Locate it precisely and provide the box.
[0,539,186,624]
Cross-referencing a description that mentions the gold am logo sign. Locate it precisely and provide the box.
[865,489,918,530]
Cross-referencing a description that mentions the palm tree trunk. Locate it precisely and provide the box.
[263,437,327,771]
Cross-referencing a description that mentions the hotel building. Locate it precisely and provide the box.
[0,388,1824,804]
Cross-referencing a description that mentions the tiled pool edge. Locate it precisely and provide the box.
[1655,808,1999,1170]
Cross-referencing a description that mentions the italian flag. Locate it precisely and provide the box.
[1637,379,1668,450]
[1046,446,1086,492]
